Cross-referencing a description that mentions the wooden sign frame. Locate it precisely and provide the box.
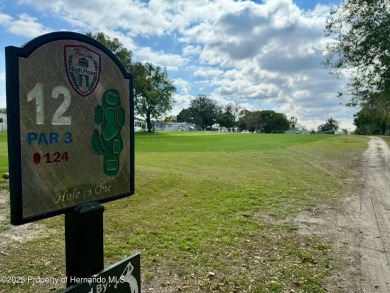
[6,32,134,225]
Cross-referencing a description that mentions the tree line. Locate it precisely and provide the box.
[175,94,291,133]
[90,32,293,133]
[324,0,390,135]
[353,93,390,135]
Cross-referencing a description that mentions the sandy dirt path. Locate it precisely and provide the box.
[357,136,390,292]
[295,136,390,292]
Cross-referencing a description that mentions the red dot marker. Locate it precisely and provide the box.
[33,153,41,164]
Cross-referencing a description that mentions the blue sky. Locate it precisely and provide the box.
[0,0,356,131]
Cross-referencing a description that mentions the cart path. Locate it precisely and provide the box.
[358,136,390,292]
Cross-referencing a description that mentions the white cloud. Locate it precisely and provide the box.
[182,45,203,56]
[135,47,188,70]
[171,93,192,115]
[173,0,348,128]
[0,13,52,37]
[0,0,354,129]
[193,68,224,78]
[0,93,5,109]
[173,78,191,95]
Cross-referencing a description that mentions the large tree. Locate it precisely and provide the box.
[245,111,263,133]
[317,118,340,133]
[177,108,192,123]
[354,107,380,135]
[354,92,390,135]
[216,104,237,131]
[190,95,219,130]
[87,32,132,71]
[265,112,290,133]
[323,0,390,104]
[88,32,176,133]
[238,110,289,133]
[133,62,176,132]
[178,95,218,130]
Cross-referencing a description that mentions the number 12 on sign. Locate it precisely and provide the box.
[27,83,72,126]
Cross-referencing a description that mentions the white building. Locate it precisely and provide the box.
[134,118,194,132]
[134,118,147,131]
[0,113,7,132]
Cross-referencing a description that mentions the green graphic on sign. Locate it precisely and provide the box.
[92,89,125,176]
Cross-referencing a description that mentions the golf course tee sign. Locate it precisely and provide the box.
[6,32,134,225]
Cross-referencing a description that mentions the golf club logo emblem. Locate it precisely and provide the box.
[64,45,101,97]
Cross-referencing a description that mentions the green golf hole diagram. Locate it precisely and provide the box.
[92,89,125,176]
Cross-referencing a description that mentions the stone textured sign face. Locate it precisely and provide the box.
[6,32,134,224]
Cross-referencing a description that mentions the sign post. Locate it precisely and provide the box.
[5,32,138,291]
[65,202,105,287]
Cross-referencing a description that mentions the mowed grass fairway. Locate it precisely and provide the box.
[0,133,8,189]
[0,132,369,292]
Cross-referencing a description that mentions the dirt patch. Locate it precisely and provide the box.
[0,188,8,224]
[294,136,390,292]
[357,137,390,292]
[0,188,45,249]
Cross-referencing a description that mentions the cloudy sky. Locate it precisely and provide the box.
[0,0,356,131]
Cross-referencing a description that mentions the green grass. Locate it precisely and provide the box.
[0,133,8,189]
[135,131,334,152]
[0,132,8,233]
[0,132,369,292]
[381,135,390,147]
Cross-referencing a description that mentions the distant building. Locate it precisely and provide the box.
[285,123,308,134]
[134,118,147,131]
[317,129,343,134]
[285,128,308,134]
[134,118,194,132]
[0,113,7,132]
[162,122,194,131]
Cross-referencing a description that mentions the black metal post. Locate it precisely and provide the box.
[65,201,104,287]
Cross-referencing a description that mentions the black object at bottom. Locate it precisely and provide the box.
[62,253,141,293]
[65,202,105,287]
